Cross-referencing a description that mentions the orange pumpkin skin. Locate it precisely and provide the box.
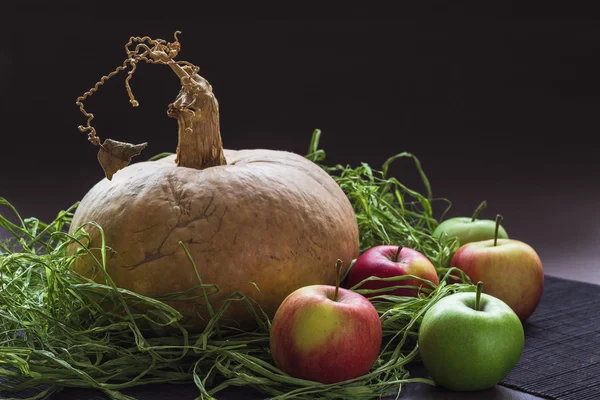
[68,149,359,330]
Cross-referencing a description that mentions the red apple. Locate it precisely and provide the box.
[451,237,544,322]
[270,284,382,383]
[343,245,439,298]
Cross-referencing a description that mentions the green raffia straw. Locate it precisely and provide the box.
[0,130,472,399]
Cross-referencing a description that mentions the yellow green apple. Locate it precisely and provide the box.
[270,261,382,383]
[450,215,544,321]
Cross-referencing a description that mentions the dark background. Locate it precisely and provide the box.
[1,3,599,281]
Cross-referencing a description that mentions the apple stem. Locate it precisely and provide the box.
[334,259,343,302]
[471,200,487,222]
[475,281,484,311]
[393,245,403,262]
[494,214,503,246]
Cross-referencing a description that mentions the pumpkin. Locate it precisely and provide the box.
[68,34,359,331]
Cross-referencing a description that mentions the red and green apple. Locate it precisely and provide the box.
[343,245,439,298]
[450,215,544,321]
[270,261,382,384]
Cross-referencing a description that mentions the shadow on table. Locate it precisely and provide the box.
[49,363,541,400]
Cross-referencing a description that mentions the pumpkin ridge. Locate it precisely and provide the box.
[121,199,228,272]
[123,252,171,271]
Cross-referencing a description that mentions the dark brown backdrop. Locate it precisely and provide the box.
[1,3,599,282]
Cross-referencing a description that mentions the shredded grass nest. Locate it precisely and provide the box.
[0,130,474,400]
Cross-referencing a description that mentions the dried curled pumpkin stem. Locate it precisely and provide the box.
[75,31,226,180]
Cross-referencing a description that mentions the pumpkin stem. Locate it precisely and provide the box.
[75,31,226,180]
[147,35,226,169]
[166,68,227,170]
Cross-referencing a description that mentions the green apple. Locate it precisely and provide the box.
[270,260,382,383]
[433,201,509,246]
[418,282,524,391]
